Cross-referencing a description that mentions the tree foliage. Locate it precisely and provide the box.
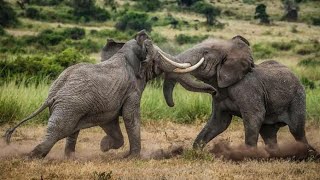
[0,0,18,27]
[71,0,110,22]
[177,0,201,7]
[254,4,270,24]
[135,0,161,12]
[115,11,152,32]
[192,2,220,26]
[282,0,299,22]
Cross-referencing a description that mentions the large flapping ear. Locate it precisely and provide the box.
[232,35,250,46]
[101,39,125,61]
[135,29,149,46]
[217,36,254,88]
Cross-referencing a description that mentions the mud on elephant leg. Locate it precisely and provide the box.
[122,93,141,157]
[193,109,232,149]
[65,130,80,157]
[100,118,124,152]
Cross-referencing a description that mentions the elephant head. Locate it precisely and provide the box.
[161,35,254,106]
[100,30,217,96]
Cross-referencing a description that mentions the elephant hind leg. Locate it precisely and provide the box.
[100,117,124,152]
[259,124,280,155]
[65,130,80,157]
[29,112,81,159]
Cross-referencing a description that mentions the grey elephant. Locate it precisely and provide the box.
[159,36,317,154]
[4,30,215,158]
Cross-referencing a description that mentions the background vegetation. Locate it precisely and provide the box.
[0,0,319,125]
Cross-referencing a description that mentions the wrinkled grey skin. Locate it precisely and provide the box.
[4,30,215,158]
[162,36,317,153]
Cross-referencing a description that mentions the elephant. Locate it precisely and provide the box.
[4,30,215,158]
[159,36,318,154]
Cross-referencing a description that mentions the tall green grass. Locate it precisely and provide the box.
[0,80,212,125]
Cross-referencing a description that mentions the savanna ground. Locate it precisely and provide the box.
[1,0,320,179]
[1,121,320,179]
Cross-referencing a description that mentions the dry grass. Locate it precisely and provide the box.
[1,122,319,179]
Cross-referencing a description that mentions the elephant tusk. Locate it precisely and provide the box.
[173,57,205,73]
[158,50,191,69]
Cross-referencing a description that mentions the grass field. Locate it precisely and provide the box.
[1,0,320,179]
[0,122,319,179]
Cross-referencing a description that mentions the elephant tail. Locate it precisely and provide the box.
[3,98,53,144]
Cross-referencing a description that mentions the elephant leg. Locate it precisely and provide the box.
[29,110,81,159]
[100,117,124,152]
[122,93,141,157]
[65,130,80,157]
[193,109,232,149]
[259,124,279,150]
[242,112,264,147]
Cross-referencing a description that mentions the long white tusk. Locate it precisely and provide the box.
[158,50,191,68]
[173,57,205,73]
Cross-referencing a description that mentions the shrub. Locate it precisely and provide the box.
[30,0,64,6]
[252,43,275,59]
[115,11,152,32]
[36,29,65,46]
[175,34,208,45]
[134,0,161,12]
[90,29,131,40]
[177,0,201,7]
[71,0,110,22]
[62,27,86,40]
[271,41,295,51]
[301,77,316,89]
[254,4,270,24]
[25,7,40,19]
[0,48,94,82]
[298,58,320,67]
[192,2,221,26]
[0,0,18,27]
[312,17,320,26]
[0,26,5,35]
[150,32,167,44]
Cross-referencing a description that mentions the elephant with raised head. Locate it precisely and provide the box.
[160,36,317,154]
[4,30,215,158]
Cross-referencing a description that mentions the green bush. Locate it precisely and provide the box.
[271,41,295,51]
[0,26,5,35]
[298,58,320,67]
[252,43,275,59]
[134,0,161,12]
[62,27,86,40]
[301,77,316,89]
[0,0,18,27]
[150,32,167,44]
[192,1,221,26]
[312,17,320,26]
[30,0,64,6]
[90,29,131,40]
[175,34,208,45]
[115,11,152,32]
[25,7,40,19]
[71,0,110,22]
[0,48,94,82]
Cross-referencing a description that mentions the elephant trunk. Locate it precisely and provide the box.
[163,73,216,107]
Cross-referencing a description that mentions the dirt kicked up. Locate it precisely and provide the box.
[0,121,320,179]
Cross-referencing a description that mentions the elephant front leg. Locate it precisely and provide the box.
[100,117,124,152]
[122,93,141,157]
[193,108,232,149]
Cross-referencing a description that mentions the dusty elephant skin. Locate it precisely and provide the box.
[4,30,215,159]
[160,36,319,156]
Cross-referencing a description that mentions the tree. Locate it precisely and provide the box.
[0,0,18,27]
[282,0,299,22]
[192,2,220,26]
[177,0,201,7]
[71,0,110,22]
[135,0,161,12]
[254,4,270,24]
[115,11,152,32]
[104,0,118,12]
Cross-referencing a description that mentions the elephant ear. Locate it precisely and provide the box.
[217,36,254,88]
[101,39,125,62]
[135,29,149,46]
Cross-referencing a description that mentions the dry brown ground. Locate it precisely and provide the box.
[0,121,320,180]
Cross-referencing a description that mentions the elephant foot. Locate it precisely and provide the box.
[28,148,48,159]
[64,150,76,159]
[100,136,124,152]
[124,151,140,159]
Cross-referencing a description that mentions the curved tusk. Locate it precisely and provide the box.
[173,57,205,73]
[158,50,191,68]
